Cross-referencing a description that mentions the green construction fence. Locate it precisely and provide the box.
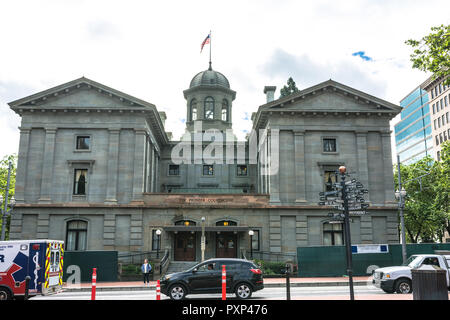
[62,251,118,282]
[297,243,450,277]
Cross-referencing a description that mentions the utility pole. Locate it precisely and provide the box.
[319,165,369,301]
[340,166,355,301]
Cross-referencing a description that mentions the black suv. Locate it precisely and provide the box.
[160,258,264,300]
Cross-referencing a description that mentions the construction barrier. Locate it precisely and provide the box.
[156,280,161,300]
[91,268,97,300]
[222,265,226,300]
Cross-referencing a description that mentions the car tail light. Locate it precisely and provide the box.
[250,268,262,274]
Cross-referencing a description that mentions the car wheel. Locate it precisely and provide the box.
[235,283,253,299]
[0,287,12,300]
[395,279,412,294]
[168,284,187,300]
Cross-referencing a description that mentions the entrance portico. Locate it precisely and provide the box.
[163,225,249,261]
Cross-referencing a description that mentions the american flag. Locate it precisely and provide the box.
[201,33,210,53]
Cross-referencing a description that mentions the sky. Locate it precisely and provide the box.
[1,0,449,161]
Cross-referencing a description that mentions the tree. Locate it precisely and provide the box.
[280,77,299,98]
[393,156,442,243]
[433,141,450,242]
[0,154,17,240]
[405,24,450,85]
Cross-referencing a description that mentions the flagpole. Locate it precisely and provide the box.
[209,30,212,70]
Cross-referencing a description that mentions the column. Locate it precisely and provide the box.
[39,128,57,203]
[132,129,147,203]
[15,128,31,204]
[268,129,280,203]
[294,131,307,203]
[105,129,120,204]
[381,131,395,204]
[356,131,370,202]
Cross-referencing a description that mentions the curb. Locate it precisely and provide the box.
[63,280,370,293]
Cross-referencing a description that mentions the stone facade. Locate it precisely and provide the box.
[8,67,402,262]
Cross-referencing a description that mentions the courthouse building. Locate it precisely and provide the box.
[8,63,402,262]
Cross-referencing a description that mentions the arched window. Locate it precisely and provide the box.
[216,220,237,226]
[66,220,88,251]
[323,222,343,246]
[204,97,214,119]
[175,220,197,226]
[221,99,228,121]
[190,99,197,121]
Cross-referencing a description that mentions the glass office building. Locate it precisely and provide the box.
[394,85,433,164]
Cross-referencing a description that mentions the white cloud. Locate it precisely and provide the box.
[0,0,448,160]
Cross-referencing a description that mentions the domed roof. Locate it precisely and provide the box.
[189,64,230,89]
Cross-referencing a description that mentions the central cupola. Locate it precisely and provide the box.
[183,63,236,133]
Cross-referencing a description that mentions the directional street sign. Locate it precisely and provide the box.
[349,211,366,215]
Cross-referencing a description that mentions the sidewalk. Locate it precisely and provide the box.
[63,276,372,292]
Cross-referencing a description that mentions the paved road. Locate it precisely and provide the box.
[30,285,389,300]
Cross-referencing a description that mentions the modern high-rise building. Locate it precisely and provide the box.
[394,82,433,164]
[422,76,450,161]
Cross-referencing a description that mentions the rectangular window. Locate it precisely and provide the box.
[152,230,160,251]
[323,138,337,152]
[435,86,438,97]
[445,96,448,107]
[323,223,344,246]
[444,131,448,141]
[439,83,443,95]
[76,136,90,150]
[434,119,437,130]
[237,165,248,176]
[443,115,446,126]
[440,99,444,110]
[251,230,260,251]
[436,135,439,146]
[440,133,443,144]
[73,169,88,195]
[324,170,338,192]
[432,104,435,114]
[438,117,441,128]
[431,89,434,99]
[168,164,180,176]
[446,112,449,124]
[203,165,214,176]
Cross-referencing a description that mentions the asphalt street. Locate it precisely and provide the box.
[30,285,387,300]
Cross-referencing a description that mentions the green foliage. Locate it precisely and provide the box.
[0,154,17,240]
[405,24,450,85]
[394,144,450,243]
[253,259,286,275]
[279,77,299,98]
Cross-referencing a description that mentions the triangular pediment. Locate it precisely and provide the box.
[8,77,155,110]
[262,79,401,114]
[272,90,390,113]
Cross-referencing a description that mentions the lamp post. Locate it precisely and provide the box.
[248,230,254,260]
[201,217,206,262]
[156,229,162,259]
[1,161,15,241]
[396,154,408,265]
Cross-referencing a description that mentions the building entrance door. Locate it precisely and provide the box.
[216,232,237,258]
[174,232,196,261]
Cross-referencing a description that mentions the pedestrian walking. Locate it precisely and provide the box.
[141,259,152,285]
